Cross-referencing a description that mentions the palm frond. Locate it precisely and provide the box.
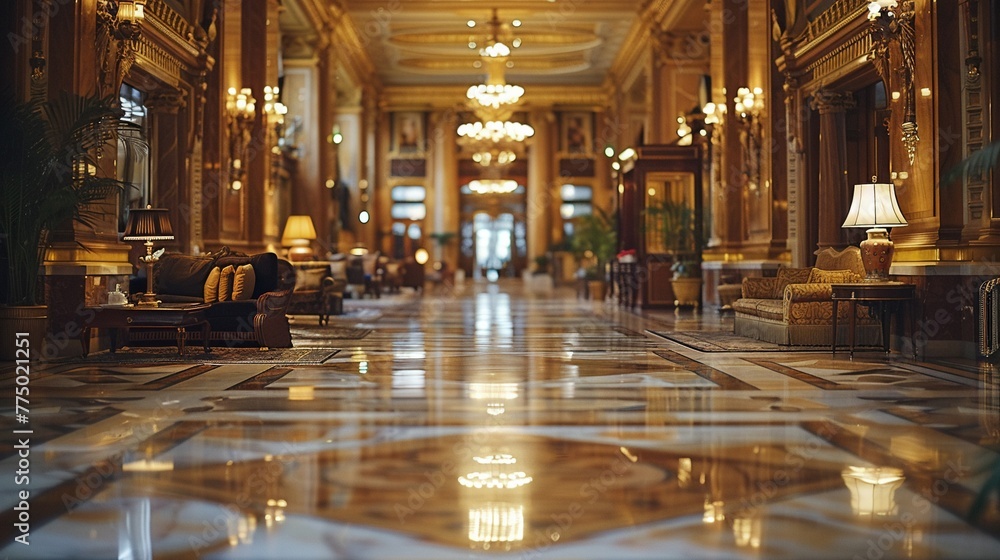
[943,141,1000,186]
[0,91,129,306]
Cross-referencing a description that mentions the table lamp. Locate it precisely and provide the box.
[123,205,175,306]
[282,215,317,261]
[842,181,907,282]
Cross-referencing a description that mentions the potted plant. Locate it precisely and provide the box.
[570,208,617,301]
[646,199,702,307]
[0,91,130,359]
[524,254,553,293]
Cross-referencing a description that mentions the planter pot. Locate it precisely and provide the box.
[588,280,608,301]
[671,278,702,308]
[524,273,554,294]
[0,305,47,361]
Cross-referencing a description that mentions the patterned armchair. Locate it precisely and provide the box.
[732,247,882,346]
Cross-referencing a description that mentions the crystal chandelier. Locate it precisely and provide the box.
[458,9,533,169]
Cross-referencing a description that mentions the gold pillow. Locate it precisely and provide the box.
[232,264,256,300]
[807,268,854,284]
[218,265,236,301]
[203,266,221,303]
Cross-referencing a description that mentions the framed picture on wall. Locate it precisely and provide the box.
[562,112,592,154]
[393,112,425,154]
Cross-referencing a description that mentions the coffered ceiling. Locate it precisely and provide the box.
[280,1,708,98]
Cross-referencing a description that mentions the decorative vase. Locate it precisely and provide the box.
[0,305,48,361]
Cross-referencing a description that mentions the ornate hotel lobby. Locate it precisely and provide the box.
[2,280,998,559]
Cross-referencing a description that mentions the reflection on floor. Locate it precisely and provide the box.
[1,280,998,559]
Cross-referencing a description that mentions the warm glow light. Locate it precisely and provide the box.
[468,503,524,545]
[414,248,429,265]
[842,466,905,517]
[288,386,314,401]
[842,183,908,228]
[123,459,174,472]
[618,147,636,161]
[469,179,519,194]
[359,210,370,224]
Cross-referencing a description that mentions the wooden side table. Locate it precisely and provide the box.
[83,303,212,356]
[831,282,916,358]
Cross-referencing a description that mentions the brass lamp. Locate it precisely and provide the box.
[281,215,317,261]
[123,206,174,306]
[842,181,908,282]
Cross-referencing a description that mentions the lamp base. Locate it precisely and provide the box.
[859,228,894,282]
[136,294,161,307]
[286,245,313,262]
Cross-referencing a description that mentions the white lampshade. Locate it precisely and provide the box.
[842,183,908,229]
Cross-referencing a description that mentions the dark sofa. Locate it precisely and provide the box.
[130,250,295,348]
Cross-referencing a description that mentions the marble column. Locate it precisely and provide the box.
[430,110,459,266]
[528,109,554,262]
[810,90,856,250]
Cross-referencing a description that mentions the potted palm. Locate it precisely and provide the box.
[571,208,617,300]
[0,92,129,359]
[647,199,702,307]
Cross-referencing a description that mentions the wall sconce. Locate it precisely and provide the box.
[262,86,287,132]
[867,0,918,165]
[226,87,256,191]
[98,0,146,39]
[734,87,763,196]
[96,0,147,96]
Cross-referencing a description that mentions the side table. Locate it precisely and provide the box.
[831,282,916,358]
[83,303,212,356]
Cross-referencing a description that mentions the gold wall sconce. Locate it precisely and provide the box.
[226,87,256,191]
[867,0,918,165]
[734,87,763,196]
[96,0,147,95]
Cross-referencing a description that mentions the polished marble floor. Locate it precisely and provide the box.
[2,279,999,559]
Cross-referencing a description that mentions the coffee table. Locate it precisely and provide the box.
[82,303,211,356]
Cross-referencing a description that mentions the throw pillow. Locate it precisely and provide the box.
[772,267,814,298]
[808,268,854,284]
[218,265,236,301]
[295,266,326,291]
[203,266,221,303]
[232,264,256,300]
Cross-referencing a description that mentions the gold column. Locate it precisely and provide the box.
[430,110,460,266]
[528,109,554,262]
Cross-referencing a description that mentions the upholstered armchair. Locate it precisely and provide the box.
[285,261,347,325]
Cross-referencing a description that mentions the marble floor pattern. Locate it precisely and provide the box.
[1,280,999,559]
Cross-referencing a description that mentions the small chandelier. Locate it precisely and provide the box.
[472,149,516,167]
[458,120,534,144]
[469,179,519,195]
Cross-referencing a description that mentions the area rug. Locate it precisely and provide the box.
[648,330,834,352]
[290,326,373,342]
[70,347,338,364]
